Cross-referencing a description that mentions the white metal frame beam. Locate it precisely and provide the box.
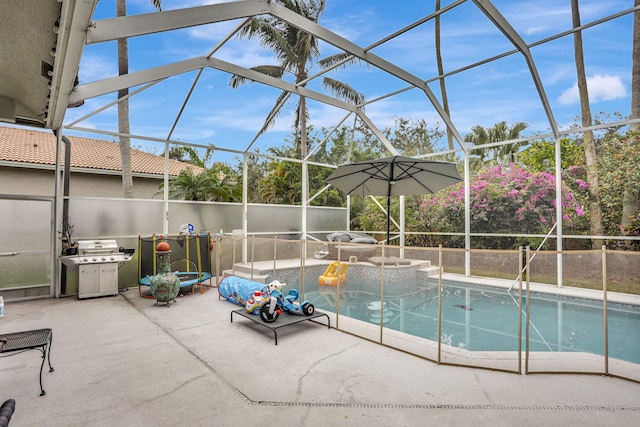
[86,0,266,44]
[269,3,468,152]
[82,1,467,152]
[70,56,361,114]
[473,0,562,282]
[473,0,559,138]
[47,0,99,129]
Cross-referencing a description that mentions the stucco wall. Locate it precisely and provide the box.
[0,166,164,199]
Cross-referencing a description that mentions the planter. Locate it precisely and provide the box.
[62,245,78,256]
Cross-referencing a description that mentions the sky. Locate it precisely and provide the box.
[62,0,636,165]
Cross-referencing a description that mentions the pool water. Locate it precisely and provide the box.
[309,280,640,364]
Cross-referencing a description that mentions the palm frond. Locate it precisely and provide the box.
[259,91,293,136]
[322,77,365,106]
[239,17,293,60]
[252,65,287,79]
[236,17,272,41]
[318,52,363,69]
[229,0,363,150]
[229,74,249,89]
[229,65,287,89]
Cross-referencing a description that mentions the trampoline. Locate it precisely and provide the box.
[138,234,214,297]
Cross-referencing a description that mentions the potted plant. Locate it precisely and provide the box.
[61,219,77,255]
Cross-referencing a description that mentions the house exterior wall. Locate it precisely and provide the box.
[0,165,163,199]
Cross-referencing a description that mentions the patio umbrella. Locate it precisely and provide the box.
[325,155,462,243]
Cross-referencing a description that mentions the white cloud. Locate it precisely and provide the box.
[78,54,118,82]
[187,21,240,42]
[542,64,574,86]
[523,26,547,36]
[557,74,626,105]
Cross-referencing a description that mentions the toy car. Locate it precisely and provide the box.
[259,282,314,323]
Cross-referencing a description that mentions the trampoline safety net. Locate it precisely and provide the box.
[138,234,213,295]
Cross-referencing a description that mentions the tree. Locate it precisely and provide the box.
[520,137,585,172]
[632,0,640,132]
[571,0,604,248]
[622,1,640,228]
[317,119,385,165]
[169,146,214,168]
[160,168,213,201]
[209,163,242,202]
[598,131,640,242]
[238,153,269,203]
[259,161,301,204]
[464,121,528,167]
[117,0,161,198]
[521,129,640,245]
[156,163,241,202]
[520,137,590,237]
[229,0,364,159]
[385,117,442,156]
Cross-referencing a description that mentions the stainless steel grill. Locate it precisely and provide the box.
[74,240,132,264]
[60,240,134,299]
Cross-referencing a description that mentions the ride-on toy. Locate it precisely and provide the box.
[260,281,314,323]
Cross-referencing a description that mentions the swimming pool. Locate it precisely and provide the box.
[308,279,640,365]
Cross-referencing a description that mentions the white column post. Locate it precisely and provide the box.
[554,136,563,287]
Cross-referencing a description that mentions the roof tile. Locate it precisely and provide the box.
[0,126,203,176]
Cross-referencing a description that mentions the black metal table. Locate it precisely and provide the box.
[230,309,330,345]
[0,328,54,396]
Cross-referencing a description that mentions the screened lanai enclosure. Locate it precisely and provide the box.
[1,1,639,380]
[1,0,639,293]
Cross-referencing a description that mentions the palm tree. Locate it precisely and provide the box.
[169,146,214,169]
[464,121,528,166]
[259,161,300,204]
[157,167,241,202]
[571,0,604,247]
[209,165,242,202]
[117,0,162,198]
[160,168,212,201]
[229,0,364,159]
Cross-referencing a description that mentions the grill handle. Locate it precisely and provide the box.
[80,248,115,255]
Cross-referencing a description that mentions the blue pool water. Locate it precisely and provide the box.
[309,280,640,364]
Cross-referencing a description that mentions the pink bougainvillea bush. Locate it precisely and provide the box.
[420,164,585,249]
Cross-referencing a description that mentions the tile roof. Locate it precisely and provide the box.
[0,126,204,176]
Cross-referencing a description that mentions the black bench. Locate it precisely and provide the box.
[0,329,54,396]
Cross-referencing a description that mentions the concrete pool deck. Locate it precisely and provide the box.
[1,287,639,426]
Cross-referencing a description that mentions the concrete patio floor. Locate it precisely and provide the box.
[1,287,639,426]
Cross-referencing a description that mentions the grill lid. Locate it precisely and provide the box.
[77,240,119,255]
